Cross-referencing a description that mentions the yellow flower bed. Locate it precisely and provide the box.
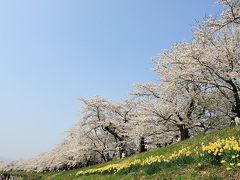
[201,137,240,170]
[76,137,240,176]
[76,147,193,176]
[76,159,141,176]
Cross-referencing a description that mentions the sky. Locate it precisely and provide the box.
[0,0,222,161]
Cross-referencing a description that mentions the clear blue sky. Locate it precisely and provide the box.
[0,0,222,160]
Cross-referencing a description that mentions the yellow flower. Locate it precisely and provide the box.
[220,160,226,164]
[237,163,240,167]
[226,167,232,171]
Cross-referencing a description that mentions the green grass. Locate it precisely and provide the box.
[2,126,240,179]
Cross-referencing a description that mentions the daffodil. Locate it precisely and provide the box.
[226,167,232,171]
[221,160,226,164]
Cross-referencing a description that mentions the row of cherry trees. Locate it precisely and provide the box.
[0,0,239,172]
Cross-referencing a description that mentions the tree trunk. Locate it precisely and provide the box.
[139,137,146,153]
[101,154,107,162]
[176,113,190,140]
[95,150,107,162]
[104,125,123,141]
[227,80,240,117]
[179,125,190,140]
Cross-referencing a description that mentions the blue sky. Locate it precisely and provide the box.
[0,0,222,160]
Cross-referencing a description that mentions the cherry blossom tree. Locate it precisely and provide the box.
[79,96,136,160]
[152,0,240,126]
[132,82,205,140]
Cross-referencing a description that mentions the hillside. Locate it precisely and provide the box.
[2,126,240,180]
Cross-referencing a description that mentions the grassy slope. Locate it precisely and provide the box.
[3,126,240,180]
